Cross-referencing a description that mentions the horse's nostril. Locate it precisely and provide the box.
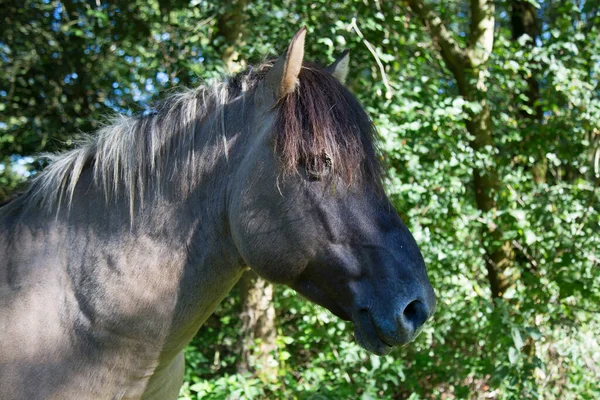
[402,299,429,330]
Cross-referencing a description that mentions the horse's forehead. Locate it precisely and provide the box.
[264,67,381,187]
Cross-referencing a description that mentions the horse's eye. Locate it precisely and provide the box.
[302,153,332,181]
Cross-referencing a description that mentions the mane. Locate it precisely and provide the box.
[17,60,381,216]
[22,77,249,216]
[276,62,381,186]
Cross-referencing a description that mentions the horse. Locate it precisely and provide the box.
[0,28,436,399]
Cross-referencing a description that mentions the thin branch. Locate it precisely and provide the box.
[405,0,468,77]
[349,17,393,96]
[507,183,526,207]
[553,301,600,315]
[512,240,538,271]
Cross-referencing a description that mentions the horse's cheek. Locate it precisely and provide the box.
[229,191,307,284]
[241,232,307,285]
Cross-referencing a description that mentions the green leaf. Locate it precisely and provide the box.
[508,347,519,365]
[512,327,524,350]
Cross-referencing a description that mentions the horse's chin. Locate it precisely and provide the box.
[354,327,393,356]
[352,309,395,356]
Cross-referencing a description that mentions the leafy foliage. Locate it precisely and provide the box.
[2,0,599,398]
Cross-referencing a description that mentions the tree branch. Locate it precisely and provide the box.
[406,0,468,78]
[468,0,495,67]
[350,17,393,96]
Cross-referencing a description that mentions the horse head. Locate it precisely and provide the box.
[229,28,436,355]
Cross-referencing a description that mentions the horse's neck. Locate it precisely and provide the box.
[87,178,244,351]
[3,166,245,368]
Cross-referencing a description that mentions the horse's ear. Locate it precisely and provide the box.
[260,27,307,103]
[326,50,350,84]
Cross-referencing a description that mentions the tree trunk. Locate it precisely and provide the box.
[511,0,547,184]
[237,271,278,382]
[459,69,516,299]
[407,0,516,298]
[215,0,279,381]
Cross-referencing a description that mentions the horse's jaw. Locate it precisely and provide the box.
[291,278,352,321]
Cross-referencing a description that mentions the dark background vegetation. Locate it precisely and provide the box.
[1,0,599,398]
